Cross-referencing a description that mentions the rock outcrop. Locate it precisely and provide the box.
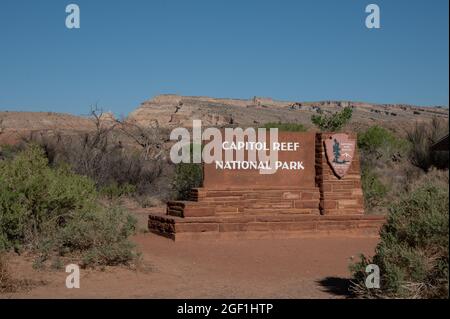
[127,94,449,133]
[1,94,448,144]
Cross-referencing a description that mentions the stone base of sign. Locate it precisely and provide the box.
[167,187,321,217]
[148,211,385,240]
[148,132,386,239]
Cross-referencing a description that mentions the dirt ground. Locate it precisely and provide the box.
[1,232,378,299]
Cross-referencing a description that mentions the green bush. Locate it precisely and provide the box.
[350,181,449,298]
[0,145,137,267]
[358,126,408,160]
[172,163,203,200]
[0,145,97,250]
[261,123,307,132]
[311,107,353,132]
[361,168,389,212]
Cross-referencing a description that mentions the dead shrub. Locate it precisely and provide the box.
[407,117,449,171]
[21,107,173,201]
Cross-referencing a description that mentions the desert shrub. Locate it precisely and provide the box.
[311,107,353,132]
[0,144,24,161]
[261,123,307,132]
[361,168,389,212]
[0,145,137,267]
[55,206,137,267]
[350,180,449,298]
[409,168,449,191]
[172,163,203,200]
[407,117,449,171]
[358,126,411,213]
[358,126,409,161]
[0,145,97,251]
[20,108,173,205]
[100,183,137,200]
[25,130,167,198]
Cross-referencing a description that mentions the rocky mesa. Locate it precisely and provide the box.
[127,94,449,133]
[1,94,448,143]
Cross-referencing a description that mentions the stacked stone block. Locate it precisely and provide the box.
[315,133,365,215]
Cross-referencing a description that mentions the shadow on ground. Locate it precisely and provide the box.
[317,277,354,298]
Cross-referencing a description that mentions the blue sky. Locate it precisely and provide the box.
[0,0,448,116]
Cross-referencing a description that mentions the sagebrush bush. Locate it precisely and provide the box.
[0,145,97,251]
[0,145,137,267]
[56,206,137,267]
[361,168,389,212]
[350,180,449,298]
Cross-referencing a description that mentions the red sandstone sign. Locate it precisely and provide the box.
[324,133,356,178]
[149,132,381,240]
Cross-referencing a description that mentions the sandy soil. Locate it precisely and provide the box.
[2,233,378,299]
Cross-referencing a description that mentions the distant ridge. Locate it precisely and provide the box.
[1,94,448,143]
[127,94,449,133]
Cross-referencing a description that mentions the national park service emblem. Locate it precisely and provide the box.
[324,133,355,178]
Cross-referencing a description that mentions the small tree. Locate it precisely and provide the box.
[311,107,353,132]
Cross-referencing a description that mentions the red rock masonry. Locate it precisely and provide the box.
[315,133,365,215]
[148,132,381,240]
[167,187,321,217]
[167,133,364,217]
